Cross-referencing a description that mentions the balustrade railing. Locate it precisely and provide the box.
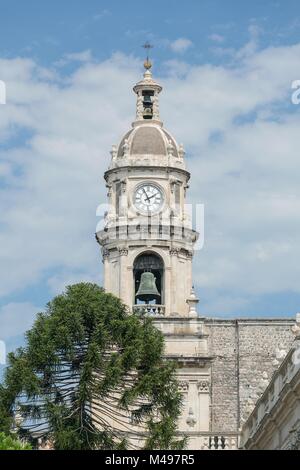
[201,434,238,450]
[133,304,165,316]
[185,433,239,450]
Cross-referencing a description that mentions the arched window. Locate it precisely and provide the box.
[133,252,164,305]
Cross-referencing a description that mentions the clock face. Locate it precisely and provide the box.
[134,183,164,214]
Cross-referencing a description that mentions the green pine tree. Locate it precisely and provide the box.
[0,283,184,450]
[0,432,31,450]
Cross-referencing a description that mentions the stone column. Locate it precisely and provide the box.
[118,247,129,304]
[102,249,110,292]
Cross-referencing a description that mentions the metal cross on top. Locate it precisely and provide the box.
[142,42,153,70]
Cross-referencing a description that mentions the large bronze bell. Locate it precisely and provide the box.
[136,271,160,303]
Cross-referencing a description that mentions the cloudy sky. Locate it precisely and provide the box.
[1,0,300,365]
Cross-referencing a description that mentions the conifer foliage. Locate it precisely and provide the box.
[0,283,183,450]
[0,432,31,450]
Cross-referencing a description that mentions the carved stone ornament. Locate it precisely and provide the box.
[292,313,300,338]
[136,94,144,120]
[110,144,117,160]
[179,143,185,159]
[122,139,130,158]
[178,381,189,392]
[106,184,112,198]
[118,247,128,256]
[167,139,174,157]
[102,249,110,260]
[274,344,287,363]
[197,380,210,393]
[258,371,269,394]
[153,90,160,120]
[186,408,197,427]
[170,180,176,194]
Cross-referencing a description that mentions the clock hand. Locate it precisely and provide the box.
[142,188,150,202]
[147,192,159,200]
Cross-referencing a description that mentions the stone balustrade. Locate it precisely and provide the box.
[133,304,165,316]
[185,432,239,450]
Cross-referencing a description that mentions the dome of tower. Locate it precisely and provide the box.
[131,126,165,155]
[116,124,179,159]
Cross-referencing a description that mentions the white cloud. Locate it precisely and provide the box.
[210,24,261,61]
[0,53,140,298]
[47,270,100,296]
[1,40,300,320]
[65,50,93,63]
[235,24,261,60]
[162,59,192,78]
[55,50,93,67]
[0,302,40,340]
[169,38,193,54]
[93,9,111,21]
[209,33,225,43]
[200,294,251,316]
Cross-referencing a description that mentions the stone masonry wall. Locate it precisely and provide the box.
[206,321,239,433]
[205,319,295,433]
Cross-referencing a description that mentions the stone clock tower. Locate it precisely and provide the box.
[96,61,199,317]
[96,61,214,448]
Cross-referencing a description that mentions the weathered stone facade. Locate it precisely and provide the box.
[206,319,294,432]
[155,317,295,448]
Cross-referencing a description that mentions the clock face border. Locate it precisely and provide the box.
[133,182,165,215]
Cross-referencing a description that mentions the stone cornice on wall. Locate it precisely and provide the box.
[205,318,295,325]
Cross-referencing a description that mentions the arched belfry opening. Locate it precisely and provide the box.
[133,252,164,305]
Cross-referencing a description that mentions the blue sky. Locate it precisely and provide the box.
[1,0,300,67]
[1,0,300,371]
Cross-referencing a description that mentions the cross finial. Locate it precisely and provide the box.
[142,42,153,70]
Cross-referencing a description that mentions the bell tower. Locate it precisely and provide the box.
[96,58,199,317]
[96,54,214,450]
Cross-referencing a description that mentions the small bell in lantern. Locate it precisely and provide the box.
[142,90,153,119]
